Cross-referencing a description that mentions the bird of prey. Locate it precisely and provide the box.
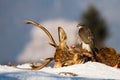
[76,23,97,61]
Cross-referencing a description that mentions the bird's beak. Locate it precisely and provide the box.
[77,25,83,29]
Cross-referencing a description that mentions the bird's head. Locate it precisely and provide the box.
[77,23,85,29]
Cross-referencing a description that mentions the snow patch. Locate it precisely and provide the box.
[0,62,120,80]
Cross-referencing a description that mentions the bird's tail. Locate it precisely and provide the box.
[91,46,98,62]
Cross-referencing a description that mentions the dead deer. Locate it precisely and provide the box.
[9,20,95,70]
[8,20,120,70]
[96,47,120,68]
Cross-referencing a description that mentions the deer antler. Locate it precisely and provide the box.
[8,57,54,70]
[24,20,57,47]
[8,20,57,70]
[30,57,54,70]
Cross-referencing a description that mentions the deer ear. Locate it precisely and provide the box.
[58,27,67,43]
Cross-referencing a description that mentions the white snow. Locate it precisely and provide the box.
[0,62,120,80]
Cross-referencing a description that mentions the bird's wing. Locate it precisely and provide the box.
[78,27,94,45]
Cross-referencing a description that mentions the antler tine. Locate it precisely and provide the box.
[24,20,57,47]
[30,57,54,70]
